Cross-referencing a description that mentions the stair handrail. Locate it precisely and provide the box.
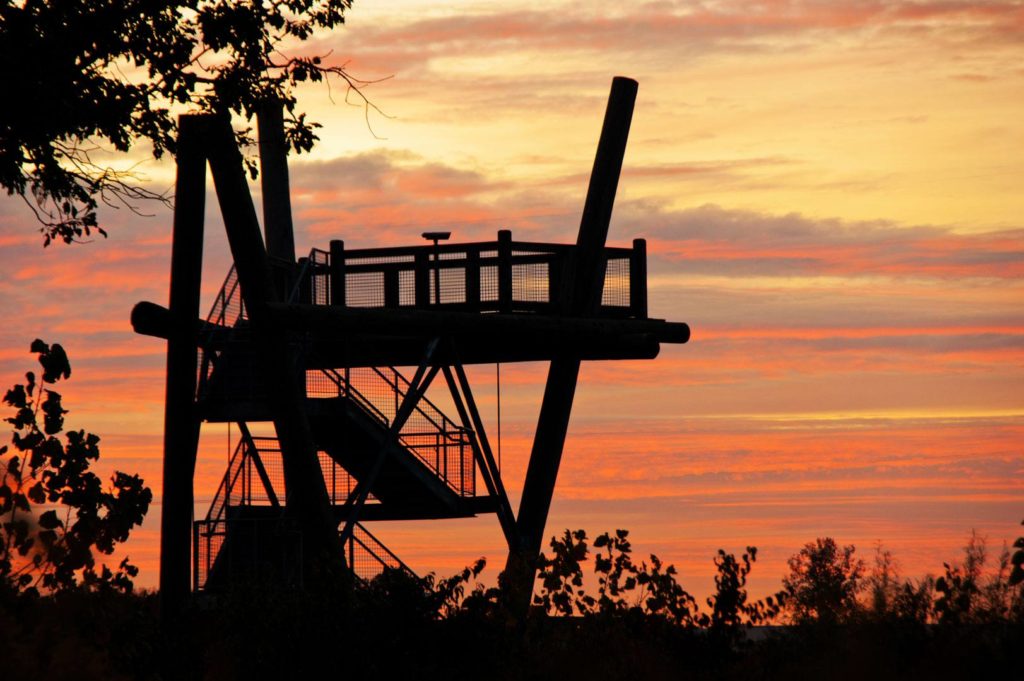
[371,366,466,442]
[314,367,472,494]
[205,435,250,524]
[196,265,247,399]
[318,367,391,428]
[349,522,415,578]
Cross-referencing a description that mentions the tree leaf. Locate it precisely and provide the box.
[39,509,63,530]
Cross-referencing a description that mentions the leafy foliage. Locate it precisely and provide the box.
[532,528,781,634]
[0,340,152,594]
[1010,520,1024,586]
[0,1,379,245]
[534,528,591,616]
[706,546,785,631]
[782,537,865,625]
[934,530,1024,624]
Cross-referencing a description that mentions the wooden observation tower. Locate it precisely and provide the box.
[132,77,690,609]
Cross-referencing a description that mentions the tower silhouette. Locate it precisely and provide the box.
[132,77,690,611]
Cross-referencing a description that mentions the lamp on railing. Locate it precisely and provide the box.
[422,231,451,305]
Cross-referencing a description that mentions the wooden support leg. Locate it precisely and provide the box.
[442,364,518,550]
[257,100,296,265]
[205,115,343,583]
[506,77,638,613]
[160,114,210,614]
[504,357,581,608]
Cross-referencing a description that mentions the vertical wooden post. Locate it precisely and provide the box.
[160,114,211,613]
[465,249,480,311]
[507,77,638,611]
[630,238,647,319]
[296,257,311,304]
[414,251,430,307]
[548,254,563,311]
[497,229,513,312]
[384,270,400,308]
[329,239,346,306]
[257,101,296,264]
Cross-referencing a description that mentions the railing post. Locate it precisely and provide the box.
[414,251,430,307]
[548,252,563,311]
[465,248,480,311]
[192,523,199,591]
[498,229,512,312]
[384,269,400,308]
[329,240,346,306]
[296,257,311,304]
[630,238,647,318]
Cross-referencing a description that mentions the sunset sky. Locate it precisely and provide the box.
[1,0,1022,598]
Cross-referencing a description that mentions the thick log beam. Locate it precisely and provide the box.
[131,299,686,365]
[265,302,688,344]
[257,101,296,265]
[160,114,211,614]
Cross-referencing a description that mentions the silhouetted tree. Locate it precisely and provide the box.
[534,528,591,616]
[934,530,986,625]
[782,537,864,625]
[0,0,380,244]
[1011,520,1024,587]
[706,546,784,633]
[863,542,935,623]
[0,340,151,595]
[934,530,1024,624]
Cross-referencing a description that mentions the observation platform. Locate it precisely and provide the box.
[133,230,689,369]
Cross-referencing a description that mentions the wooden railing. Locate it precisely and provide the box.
[293,231,648,319]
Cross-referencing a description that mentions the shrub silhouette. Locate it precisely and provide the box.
[0,340,151,595]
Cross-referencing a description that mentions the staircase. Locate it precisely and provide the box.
[194,435,413,591]
[192,257,480,590]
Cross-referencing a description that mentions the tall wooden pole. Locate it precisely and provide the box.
[160,114,212,612]
[257,101,296,264]
[506,77,638,611]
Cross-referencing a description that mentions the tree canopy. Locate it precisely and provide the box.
[0,0,374,245]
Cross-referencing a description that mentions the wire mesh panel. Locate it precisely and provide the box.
[348,523,413,581]
[438,267,466,304]
[479,264,500,302]
[194,520,226,590]
[512,260,550,303]
[310,271,330,305]
[346,271,386,307]
[247,437,284,504]
[196,265,248,398]
[602,257,631,308]
[398,270,417,306]
[306,369,343,399]
[318,451,365,505]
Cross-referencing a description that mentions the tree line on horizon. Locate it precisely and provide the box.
[3,339,1022,630]
[2,342,1023,679]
